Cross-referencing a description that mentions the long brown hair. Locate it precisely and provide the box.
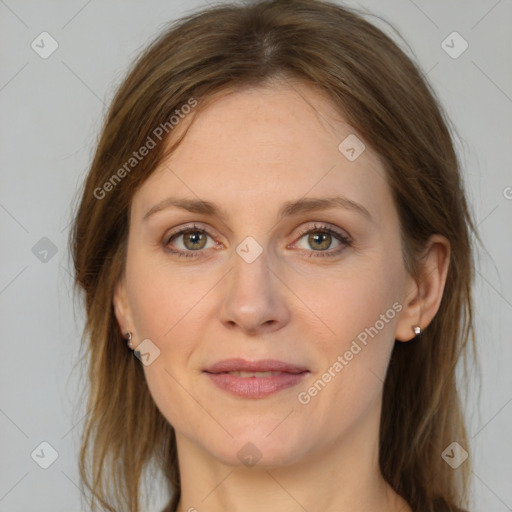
[71,1,478,511]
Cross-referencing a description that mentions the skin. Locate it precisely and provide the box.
[113,81,450,512]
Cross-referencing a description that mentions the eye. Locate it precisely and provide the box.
[293,223,351,258]
[164,224,218,258]
[163,222,352,259]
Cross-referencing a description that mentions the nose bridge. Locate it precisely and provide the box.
[219,237,289,333]
[232,242,271,300]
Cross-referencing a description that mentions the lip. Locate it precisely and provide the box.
[204,358,308,374]
[203,358,309,399]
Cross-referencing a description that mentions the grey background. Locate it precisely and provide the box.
[1,0,511,510]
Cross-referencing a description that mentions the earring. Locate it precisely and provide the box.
[412,325,422,336]
[124,331,134,349]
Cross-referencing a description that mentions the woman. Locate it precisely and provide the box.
[71,1,477,511]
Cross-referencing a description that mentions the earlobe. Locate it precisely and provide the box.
[395,234,450,342]
[394,277,422,342]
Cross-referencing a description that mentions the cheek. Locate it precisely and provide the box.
[125,257,209,430]
[125,249,210,343]
[128,280,176,343]
[291,255,402,345]
[295,250,404,396]
[293,270,401,438]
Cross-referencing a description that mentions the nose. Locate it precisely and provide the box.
[218,246,290,336]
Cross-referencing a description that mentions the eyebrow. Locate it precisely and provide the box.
[142,195,372,223]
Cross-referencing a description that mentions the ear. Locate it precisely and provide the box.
[112,276,134,336]
[395,234,451,342]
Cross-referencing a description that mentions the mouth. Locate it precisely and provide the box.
[203,358,309,399]
[216,370,293,377]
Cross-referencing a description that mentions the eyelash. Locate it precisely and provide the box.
[163,223,352,259]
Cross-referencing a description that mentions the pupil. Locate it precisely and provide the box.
[186,232,204,249]
[310,232,330,250]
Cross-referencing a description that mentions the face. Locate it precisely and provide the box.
[114,81,414,467]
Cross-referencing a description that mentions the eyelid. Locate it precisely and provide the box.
[164,221,350,243]
[293,222,351,244]
[163,222,219,244]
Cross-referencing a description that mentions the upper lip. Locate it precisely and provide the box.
[204,358,309,374]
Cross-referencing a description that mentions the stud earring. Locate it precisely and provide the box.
[412,325,422,336]
[124,331,134,349]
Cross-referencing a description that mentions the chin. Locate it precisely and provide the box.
[204,425,310,469]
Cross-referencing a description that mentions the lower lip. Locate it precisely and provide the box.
[204,371,308,399]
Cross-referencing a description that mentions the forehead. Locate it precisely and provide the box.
[132,82,391,223]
